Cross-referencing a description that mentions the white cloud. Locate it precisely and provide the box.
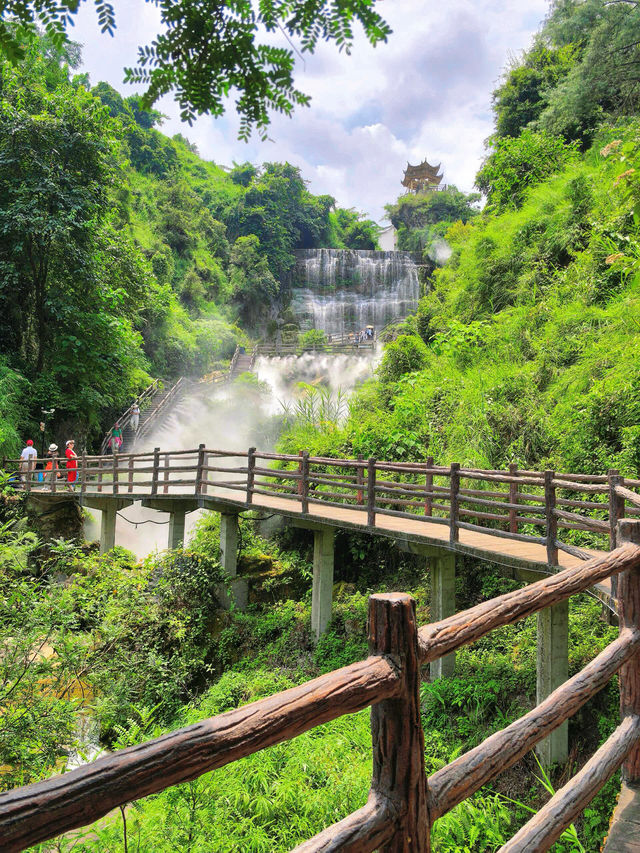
[71,0,550,220]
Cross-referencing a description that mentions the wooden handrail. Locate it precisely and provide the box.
[428,627,640,820]
[418,542,640,663]
[0,654,400,851]
[499,715,640,853]
[3,524,640,851]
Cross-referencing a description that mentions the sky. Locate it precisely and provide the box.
[71,1,550,222]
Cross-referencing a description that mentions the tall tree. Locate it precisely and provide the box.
[0,0,391,138]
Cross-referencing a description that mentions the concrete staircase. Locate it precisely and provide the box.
[120,385,175,453]
[228,350,254,380]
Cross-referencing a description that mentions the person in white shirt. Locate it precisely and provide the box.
[130,403,140,433]
[19,439,38,484]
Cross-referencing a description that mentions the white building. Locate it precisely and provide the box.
[378,224,397,251]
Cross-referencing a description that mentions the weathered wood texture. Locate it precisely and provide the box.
[0,656,399,851]
[618,520,640,783]
[292,793,397,852]
[418,543,640,663]
[428,628,640,820]
[369,593,429,851]
[498,715,640,853]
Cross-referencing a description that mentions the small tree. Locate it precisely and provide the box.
[377,335,429,383]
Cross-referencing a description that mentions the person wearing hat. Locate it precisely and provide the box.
[44,444,61,486]
[65,439,78,491]
[19,439,37,485]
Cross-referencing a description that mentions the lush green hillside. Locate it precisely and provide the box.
[280,134,640,483]
[0,39,379,454]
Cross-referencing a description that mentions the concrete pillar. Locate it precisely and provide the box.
[430,553,456,679]
[100,504,117,554]
[219,513,247,611]
[168,509,186,550]
[536,600,569,765]
[312,527,335,640]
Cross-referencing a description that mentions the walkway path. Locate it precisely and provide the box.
[604,783,640,852]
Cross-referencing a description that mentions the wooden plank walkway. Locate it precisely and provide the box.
[126,486,614,606]
[604,783,640,852]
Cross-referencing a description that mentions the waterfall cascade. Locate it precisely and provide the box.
[292,248,420,335]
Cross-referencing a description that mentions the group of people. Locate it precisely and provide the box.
[108,402,140,452]
[19,439,78,490]
[16,397,143,488]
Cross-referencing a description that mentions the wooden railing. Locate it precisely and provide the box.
[134,376,191,444]
[1,520,639,852]
[253,340,375,358]
[99,378,161,454]
[5,449,640,567]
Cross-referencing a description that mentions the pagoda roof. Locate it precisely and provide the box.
[403,159,442,179]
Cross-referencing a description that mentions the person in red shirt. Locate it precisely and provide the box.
[65,439,78,490]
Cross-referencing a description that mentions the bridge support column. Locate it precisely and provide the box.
[100,504,117,554]
[312,527,335,640]
[430,553,456,680]
[168,509,186,549]
[536,600,569,766]
[82,496,134,554]
[219,513,247,611]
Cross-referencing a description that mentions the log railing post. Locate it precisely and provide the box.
[151,447,160,496]
[50,454,57,494]
[81,452,87,495]
[357,455,364,506]
[367,458,377,527]
[610,470,625,601]
[195,444,206,495]
[25,458,34,493]
[424,455,434,517]
[509,462,519,533]
[297,450,303,498]
[163,453,170,494]
[609,470,625,551]
[97,457,103,493]
[617,518,640,783]
[301,451,309,514]
[112,452,119,496]
[246,447,256,505]
[545,470,558,567]
[449,463,460,544]
[368,593,429,851]
[128,456,134,494]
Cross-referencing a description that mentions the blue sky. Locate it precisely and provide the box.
[71,1,550,221]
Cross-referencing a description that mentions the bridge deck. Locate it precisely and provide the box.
[72,485,613,603]
[603,783,640,852]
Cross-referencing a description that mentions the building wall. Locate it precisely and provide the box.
[378,225,397,251]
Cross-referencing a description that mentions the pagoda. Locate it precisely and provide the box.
[401,159,443,193]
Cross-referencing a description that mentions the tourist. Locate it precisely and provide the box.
[130,402,140,433]
[19,439,38,485]
[110,423,123,452]
[44,444,61,485]
[65,439,78,491]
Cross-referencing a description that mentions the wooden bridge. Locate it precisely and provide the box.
[3,448,640,850]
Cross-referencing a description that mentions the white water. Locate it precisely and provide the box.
[88,351,379,557]
[292,249,419,334]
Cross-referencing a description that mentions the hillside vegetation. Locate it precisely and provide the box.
[0,38,378,453]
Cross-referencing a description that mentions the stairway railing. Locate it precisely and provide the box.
[3,521,640,852]
[99,379,161,455]
[134,377,190,445]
